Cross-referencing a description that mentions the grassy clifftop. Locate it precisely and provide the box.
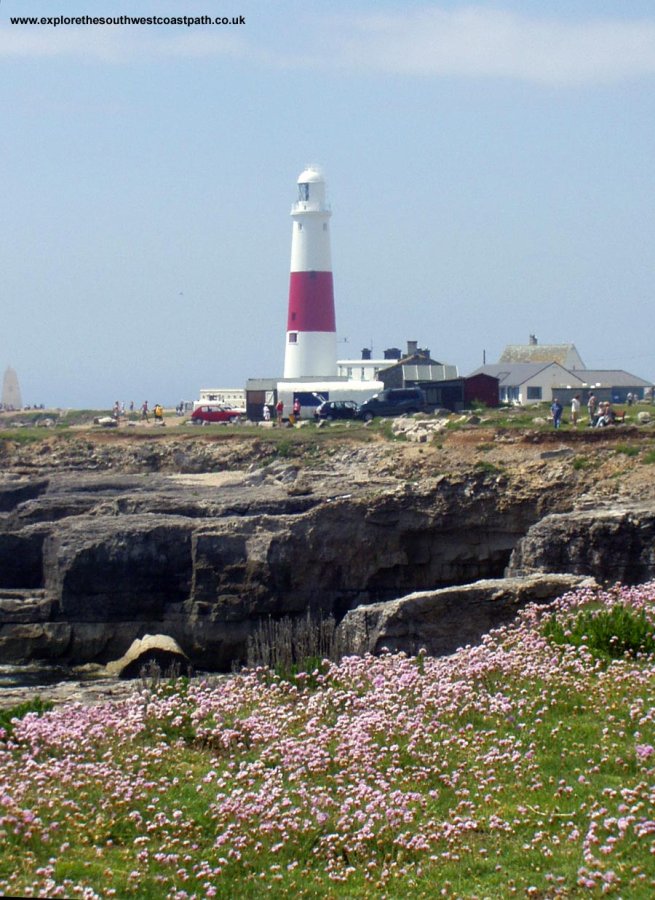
[1,581,654,898]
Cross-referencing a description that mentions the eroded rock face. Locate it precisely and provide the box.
[507,505,655,584]
[0,467,556,669]
[337,574,597,657]
[0,451,651,671]
[44,517,194,620]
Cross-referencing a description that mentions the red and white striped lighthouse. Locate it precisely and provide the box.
[283,165,337,379]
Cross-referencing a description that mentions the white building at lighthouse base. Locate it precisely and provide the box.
[245,375,383,422]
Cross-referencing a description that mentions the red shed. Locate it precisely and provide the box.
[464,373,499,408]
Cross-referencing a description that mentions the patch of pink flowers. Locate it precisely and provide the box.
[0,580,654,897]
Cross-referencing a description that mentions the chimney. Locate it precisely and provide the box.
[407,340,418,356]
[361,347,372,360]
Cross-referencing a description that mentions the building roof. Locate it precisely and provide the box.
[382,352,443,368]
[297,165,324,184]
[400,364,459,381]
[380,352,459,383]
[468,362,582,387]
[563,369,654,388]
[468,364,653,390]
[500,343,585,367]
[337,357,388,367]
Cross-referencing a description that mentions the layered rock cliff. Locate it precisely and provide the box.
[1,425,653,670]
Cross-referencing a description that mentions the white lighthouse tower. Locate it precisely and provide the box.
[283,165,337,379]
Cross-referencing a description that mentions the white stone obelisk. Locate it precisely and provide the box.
[1,366,22,409]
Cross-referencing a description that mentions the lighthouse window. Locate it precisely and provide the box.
[288,332,298,343]
[297,223,302,231]
[299,183,309,201]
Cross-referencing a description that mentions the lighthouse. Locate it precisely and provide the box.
[283,165,337,379]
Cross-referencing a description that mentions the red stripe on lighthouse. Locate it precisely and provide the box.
[287,271,336,332]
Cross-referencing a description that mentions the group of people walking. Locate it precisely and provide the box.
[110,400,165,424]
[551,393,620,429]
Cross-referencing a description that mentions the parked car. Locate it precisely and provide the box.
[315,400,359,421]
[355,388,427,421]
[190,405,243,424]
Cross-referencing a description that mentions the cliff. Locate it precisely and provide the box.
[0,422,653,670]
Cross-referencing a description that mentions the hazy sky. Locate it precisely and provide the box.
[3,0,655,407]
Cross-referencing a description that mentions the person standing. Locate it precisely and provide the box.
[551,398,563,429]
[141,401,149,422]
[293,397,301,421]
[571,395,581,427]
[587,393,597,425]
[275,399,284,426]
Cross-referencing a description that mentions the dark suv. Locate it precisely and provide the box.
[356,388,427,421]
[315,400,359,421]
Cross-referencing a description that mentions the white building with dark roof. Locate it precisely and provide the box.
[478,335,653,405]
[468,362,654,406]
[467,362,584,405]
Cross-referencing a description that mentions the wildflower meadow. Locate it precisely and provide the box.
[1,582,654,898]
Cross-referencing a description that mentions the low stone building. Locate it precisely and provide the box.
[378,341,458,390]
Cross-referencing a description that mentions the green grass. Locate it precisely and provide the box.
[572,456,595,470]
[543,603,655,660]
[0,428,50,444]
[2,638,654,898]
[615,443,640,457]
[474,460,503,474]
[1,402,651,456]
[0,697,53,737]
